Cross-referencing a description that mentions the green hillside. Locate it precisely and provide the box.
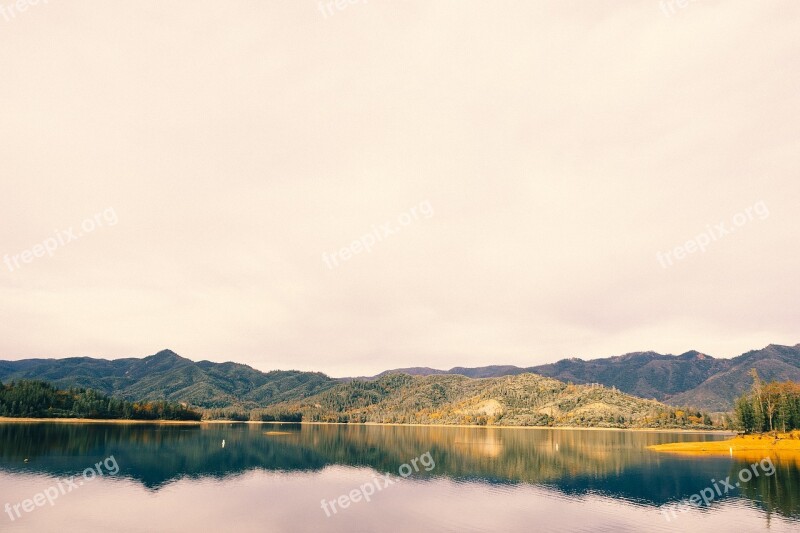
[0,350,338,409]
[261,372,712,429]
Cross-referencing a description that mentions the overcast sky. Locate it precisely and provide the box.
[1,1,798,377]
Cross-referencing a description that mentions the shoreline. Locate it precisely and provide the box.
[0,417,731,433]
[0,417,203,425]
[349,422,730,433]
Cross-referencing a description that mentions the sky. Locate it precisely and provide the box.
[1,1,798,377]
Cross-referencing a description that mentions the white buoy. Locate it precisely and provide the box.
[222,439,226,448]
[729,447,733,456]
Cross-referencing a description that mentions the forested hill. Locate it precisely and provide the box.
[260,373,713,429]
[0,350,339,409]
[0,380,202,420]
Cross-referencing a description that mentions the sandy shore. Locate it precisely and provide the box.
[648,431,800,455]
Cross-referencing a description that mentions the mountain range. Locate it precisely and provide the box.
[370,344,800,411]
[0,343,798,412]
[374,344,800,411]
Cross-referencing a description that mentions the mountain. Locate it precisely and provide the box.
[0,350,338,409]
[531,344,800,410]
[528,351,731,402]
[371,344,800,411]
[667,344,800,411]
[368,352,730,401]
[263,372,705,428]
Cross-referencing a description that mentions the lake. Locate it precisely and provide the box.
[0,422,798,532]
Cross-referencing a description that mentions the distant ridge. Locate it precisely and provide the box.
[363,344,800,410]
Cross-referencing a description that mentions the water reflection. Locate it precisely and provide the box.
[0,422,798,522]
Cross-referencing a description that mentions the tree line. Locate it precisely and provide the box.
[0,380,202,421]
[735,370,800,433]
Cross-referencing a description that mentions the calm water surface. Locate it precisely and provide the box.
[0,423,798,532]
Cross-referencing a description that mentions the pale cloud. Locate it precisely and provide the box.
[1,1,798,376]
